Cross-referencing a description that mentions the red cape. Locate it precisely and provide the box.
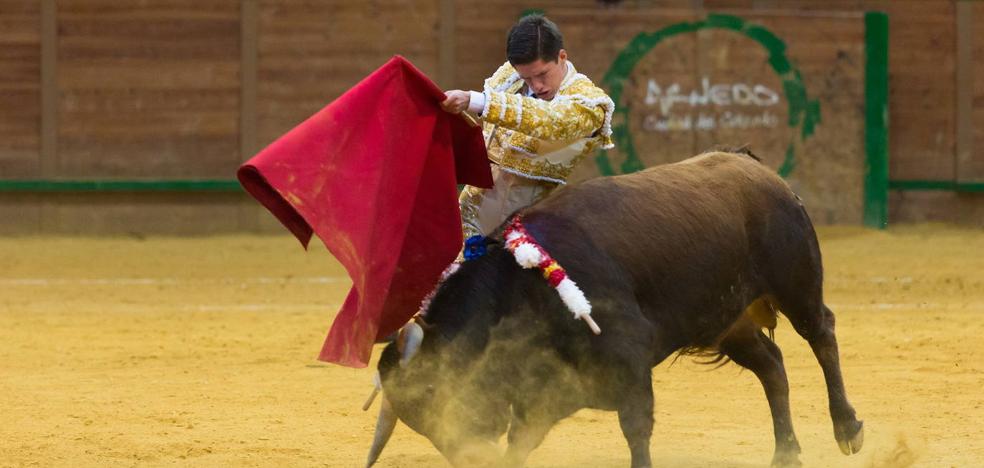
[238,56,491,367]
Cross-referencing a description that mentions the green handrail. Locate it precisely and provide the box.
[3,178,980,193]
[888,180,984,192]
[0,179,243,192]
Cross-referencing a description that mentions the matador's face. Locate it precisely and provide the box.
[514,49,568,101]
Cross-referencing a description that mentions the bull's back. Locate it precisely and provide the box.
[530,152,798,254]
[522,152,814,342]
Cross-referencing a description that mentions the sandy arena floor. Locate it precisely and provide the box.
[1,225,982,467]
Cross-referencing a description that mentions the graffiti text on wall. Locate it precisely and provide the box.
[642,77,781,132]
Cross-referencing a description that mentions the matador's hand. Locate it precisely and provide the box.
[441,90,470,114]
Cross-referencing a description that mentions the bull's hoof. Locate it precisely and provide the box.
[770,451,802,468]
[836,420,864,455]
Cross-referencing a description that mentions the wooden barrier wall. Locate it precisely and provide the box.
[57,1,241,179]
[0,1,40,178]
[0,1,980,233]
[954,0,984,183]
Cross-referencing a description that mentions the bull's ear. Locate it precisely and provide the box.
[397,322,424,368]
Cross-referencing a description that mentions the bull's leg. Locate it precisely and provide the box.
[719,323,801,467]
[616,369,654,468]
[501,409,552,467]
[502,400,583,467]
[757,212,864,456]
[801,304,864,455]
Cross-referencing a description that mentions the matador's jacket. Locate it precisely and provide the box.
[459,60,615,240]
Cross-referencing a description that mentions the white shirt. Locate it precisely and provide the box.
[466,85,536,115]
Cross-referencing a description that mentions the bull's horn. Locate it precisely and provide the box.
[365,395,397,467]
[398,322,424,368]
[361,372,382,411]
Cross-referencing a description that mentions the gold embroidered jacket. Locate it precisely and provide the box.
[479,61,615,184]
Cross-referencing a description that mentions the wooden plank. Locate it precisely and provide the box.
[438,0,455,89]
[0,195,41,235]
[0,1,41,177]
[976,2,984,182]
[703,0,754,9]
[41,193,245,235]
[752,0,863,10]
[48,0,239,18]
[956,1,973,182]
[239,0,259,232]
[751,0,780,8]
[240,0,257,162]
[41,0,57,176]
[889,191,984,226]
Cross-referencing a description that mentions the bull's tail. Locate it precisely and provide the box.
[672,295,779,369]
[672,346,732,370]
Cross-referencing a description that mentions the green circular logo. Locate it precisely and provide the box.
[597,14,820,178]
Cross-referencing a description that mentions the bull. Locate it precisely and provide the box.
[366,150,864,467]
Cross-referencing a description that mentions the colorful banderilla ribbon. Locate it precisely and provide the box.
[503,216,601,335]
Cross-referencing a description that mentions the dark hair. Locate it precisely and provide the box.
[506,15,564,65]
